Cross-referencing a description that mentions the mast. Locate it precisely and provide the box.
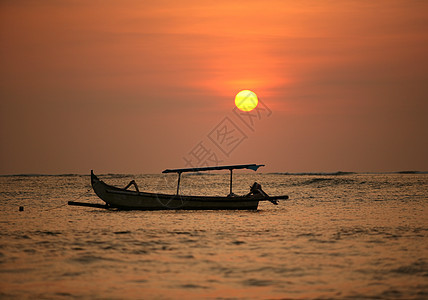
[229,169,233,196]
[176,172,182,195]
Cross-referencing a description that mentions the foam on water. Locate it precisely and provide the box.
[0,173,427,299]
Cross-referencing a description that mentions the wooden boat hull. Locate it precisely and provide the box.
[91,171,262,210]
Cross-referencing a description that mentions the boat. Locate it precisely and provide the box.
[68,164,289,210]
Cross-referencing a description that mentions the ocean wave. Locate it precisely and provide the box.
[297,177,357,186]
[392,259,428,276]
[0,173,86,178]
[270,171,356,176]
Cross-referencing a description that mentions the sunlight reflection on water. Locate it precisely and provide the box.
[0,173,427,299]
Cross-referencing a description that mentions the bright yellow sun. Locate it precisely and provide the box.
[235,90,258,112]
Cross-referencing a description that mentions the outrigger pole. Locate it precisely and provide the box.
[162,164,265,196]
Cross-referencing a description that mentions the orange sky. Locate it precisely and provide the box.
[1,0,427,174]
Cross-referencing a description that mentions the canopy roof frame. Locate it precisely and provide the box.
[162,164,265,196]
[162,163,264,174]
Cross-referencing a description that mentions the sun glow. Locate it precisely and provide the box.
[235,90,258,112]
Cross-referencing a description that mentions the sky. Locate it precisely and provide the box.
[1,0,427,174]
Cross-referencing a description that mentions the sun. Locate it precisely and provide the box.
[235,90,258,112]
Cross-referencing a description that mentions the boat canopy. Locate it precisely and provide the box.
[163,164,265,195]
[162,163,264,174]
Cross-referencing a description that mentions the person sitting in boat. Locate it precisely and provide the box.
[247,182,268,197]
[247,182,278,204]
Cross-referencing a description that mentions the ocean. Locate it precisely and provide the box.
[0,172,427,299]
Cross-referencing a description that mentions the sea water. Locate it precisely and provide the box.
[0,173,427,299]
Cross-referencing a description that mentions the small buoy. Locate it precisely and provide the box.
[19,206,24,212]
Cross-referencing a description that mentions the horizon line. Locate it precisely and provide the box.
[1,170,427,177]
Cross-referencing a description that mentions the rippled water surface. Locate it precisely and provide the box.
[0,173,427,299]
